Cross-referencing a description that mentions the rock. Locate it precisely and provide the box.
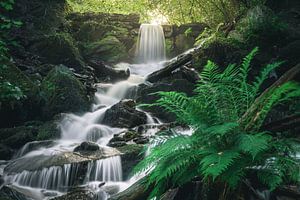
[102,100,147,128]
[192,36,241,70]
[133,137,149,144]
[136,79,195,121]
[35,119,61,140]
[0,61,41,128]
[51,189,97,200]
[0,126,39,150]
[116,144,144,180]
[14,140,54,158]
[0,145,14,161]
[83,36,128,63]
[29,33,85,71]
[88,59,130,82]
[4,146,120,174]
[41,65,90,119]
[123,131,139,142]
[76,21,107,42]
[0,185,31,200]
[74,141,100,152]
[108,141,127,148]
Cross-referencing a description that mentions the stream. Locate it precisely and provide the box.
[0,24,167,200]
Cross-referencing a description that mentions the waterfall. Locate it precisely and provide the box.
[3,23,167,200]
[135,24,166,63]
[7,164,75,192]
[85,156,123,182]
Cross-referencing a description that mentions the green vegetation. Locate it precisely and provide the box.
[0,0,24,104]
[135,48,300,199]
[67,0,266,25]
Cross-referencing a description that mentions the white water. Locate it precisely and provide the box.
[2,24,167,199]
[135,24,166,63]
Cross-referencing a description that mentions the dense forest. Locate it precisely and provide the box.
[0,0,299,200]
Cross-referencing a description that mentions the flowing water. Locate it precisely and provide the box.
[135,24,166,63]
[1,24,167,199]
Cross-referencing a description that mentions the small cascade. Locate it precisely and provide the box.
[3,21,168,200]
[135,24,166,63]
[7,164,76,192]
[85,156,123,182]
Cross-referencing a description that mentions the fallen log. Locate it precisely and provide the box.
[146,38,210,82]
[261,113,300,133]
[240,64,300,131]
[109,176,152,200]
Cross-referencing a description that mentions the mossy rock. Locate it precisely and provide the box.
[76,21,108,42]
[193,34,241,70]
[165,38,175,58]
[41,65,89,119]
[29,33,85,71]
[116,144,144,179]
[36,119,61,140]
[105,26,134,49]
[0,62,41,127]
[0,126,38,151]
[84,36,128,63]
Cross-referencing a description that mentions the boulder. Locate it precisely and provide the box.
[0,185,32,200]
[0,119,60,160]
[136,79,195,121]
[102,100,147,128]
[4,146,120,174]
[116,144,144,180]
[29,33,85,71]
[74,141,100,152]
[76,21,108,42]
[41,65,90,119]
[88,59,130,82]
[83,36,128,63]
[0,145,14,161]
[51,189,97,200]
[0,126,39,150]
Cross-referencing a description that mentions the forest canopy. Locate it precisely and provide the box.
[67,0,266,25]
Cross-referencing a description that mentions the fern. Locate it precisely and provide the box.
[238,133,271,158]
[134,48,300,199]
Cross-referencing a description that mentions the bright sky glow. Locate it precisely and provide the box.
[148,10,169,25]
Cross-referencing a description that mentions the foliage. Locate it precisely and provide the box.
[0,0,22,62]
[0,0,24,104]
[135,48,300,199]
[67,0,266,26]
[233,6,288,46]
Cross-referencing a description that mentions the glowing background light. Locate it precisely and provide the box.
[148,10,169,25]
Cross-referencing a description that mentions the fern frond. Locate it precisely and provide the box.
[257,170,283,191]
[200,150,241,180]
[200,60,221,83]
[238,133,271,158]
[238,47,259,84]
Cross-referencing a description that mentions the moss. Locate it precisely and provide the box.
[41,65,89,119]
[36,120,60,140]
[84,35,128,63]
[29,32,84,71]
[165,38,175,58]
[0,62,38,96]
[76,21,108,42]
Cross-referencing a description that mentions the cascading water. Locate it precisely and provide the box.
[135,24,166,63]
[2,23,167,200]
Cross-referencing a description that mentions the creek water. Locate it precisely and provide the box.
[1,24,167,200]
